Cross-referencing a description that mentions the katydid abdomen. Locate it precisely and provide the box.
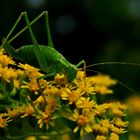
[17,45,78,81]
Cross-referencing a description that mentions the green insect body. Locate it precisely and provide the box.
[2,11,80,82]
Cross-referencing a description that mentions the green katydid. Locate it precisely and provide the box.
[2,11,140,87]
[2,11,85,82]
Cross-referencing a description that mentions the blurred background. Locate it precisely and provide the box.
[0,0,140,100]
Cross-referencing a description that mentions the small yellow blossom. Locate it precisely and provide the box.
[76,97,96,109]
[108,102,127,117]
[70,109,95,136]
[29,79,40,94]
[37,110,57,129]
[0,54,15,68]
[43,86,59,96]
[92,123,108,135]
[68,89,82,104]
[21,104,35,118]
[54,73,67,85]
[0,115,11,128]
[113,117,129,128]
[60,87,71,100]
[111,124,126,134]
[95,103,109,116]
[90,74,117,86]
[100,119,111,129]
[76,71,85,81]
[0,67,17,82]
[95,135,106,140]
[18,63,43,79]
[74,79,95,95]
[109,133,119,140]
[6,108,20,118]
[94,85,113,94]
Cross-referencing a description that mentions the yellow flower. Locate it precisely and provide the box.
[21,104,35,118]
[76,71,85,81]
[95,103,109,116]
[43,86,59,96]
[29,79,40,94]
[54,73,67,85]
[92,123,108,135]
[76,97,96,109]
[6,108,20,118]
[0,54,15,68]
[109,133,119,140]
[94,85,113,94]
[37,110,58,129]
[113,117,129,128]
[90,74,117,86]
[0,115,11,128]
[100,119,111,129]
[18,63,43,79]
[0,67,17,82]
[60,87,71,100]
[71,109,95,136]
[60,88,82,104]
[129,119,140,132]
[95,135,106,140]
[111,124,126,134]
[108,102,127,117]
[74,78,95,95]
[68,89,82,104]
[126,95,140,114]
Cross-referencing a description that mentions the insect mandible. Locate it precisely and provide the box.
[2,11,85,82]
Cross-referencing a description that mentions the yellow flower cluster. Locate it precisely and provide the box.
[0,48,128,139]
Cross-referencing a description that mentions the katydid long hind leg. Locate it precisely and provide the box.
[2,12,26,58]
[22,12,48,71]
[8,11,47,43]
[44,11,54,48]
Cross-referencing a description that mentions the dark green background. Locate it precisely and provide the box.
[0,0,140,99]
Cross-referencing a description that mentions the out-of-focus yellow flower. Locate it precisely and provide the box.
[126,95,140,114]
[94,85,113,94]
[90,74,117,86]
[129,119,140,132]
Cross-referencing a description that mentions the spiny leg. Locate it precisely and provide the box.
[22,12,48,71]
